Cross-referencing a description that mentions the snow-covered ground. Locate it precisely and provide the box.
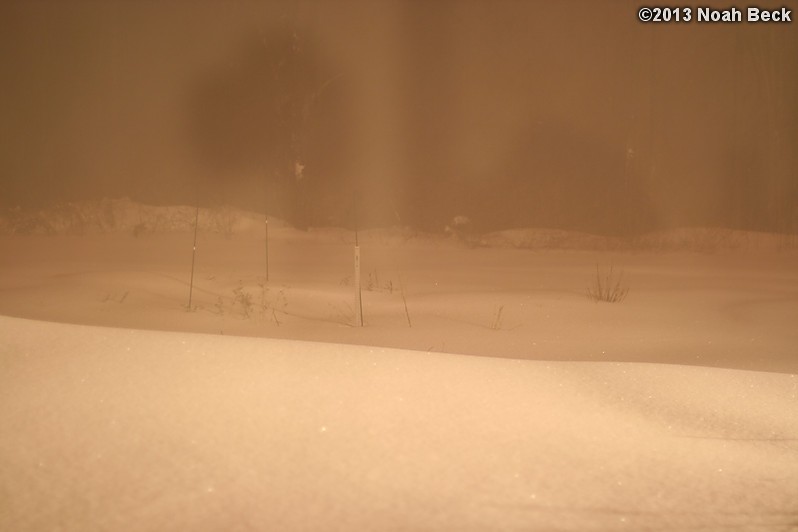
[1,201,797,530]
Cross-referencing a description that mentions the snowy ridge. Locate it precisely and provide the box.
[481,227,798,252]
[2,199,796,251]
[1,314,797,531]
[0,198,285,237]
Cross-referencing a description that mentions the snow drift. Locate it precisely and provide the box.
[1,315,797,531]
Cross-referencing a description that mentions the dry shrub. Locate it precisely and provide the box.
[587,263,629,303]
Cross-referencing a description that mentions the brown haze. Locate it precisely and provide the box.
[1,0,796,234]
[2,3,798,530]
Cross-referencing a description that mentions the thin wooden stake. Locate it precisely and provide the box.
[399,275,411,328]
[264,215,270,282]
[353,191,363,326]
[187,204,200,310]
[354,245,363,327]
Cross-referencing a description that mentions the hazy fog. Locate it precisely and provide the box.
[1,0,796,235]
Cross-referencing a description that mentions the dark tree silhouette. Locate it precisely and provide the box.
[187,27,346,228]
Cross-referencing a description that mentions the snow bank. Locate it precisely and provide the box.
[1,315,796,531]
[634,227,798,253]
[481,227,798,252]
[480,228,625,250]
[3,199,796,252]
[0,199,284,237]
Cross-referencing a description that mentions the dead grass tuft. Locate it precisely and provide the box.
[587,263,629,303]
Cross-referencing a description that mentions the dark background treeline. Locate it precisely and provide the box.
[1,1,795,235]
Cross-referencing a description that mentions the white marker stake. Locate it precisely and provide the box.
[354,244,363,327]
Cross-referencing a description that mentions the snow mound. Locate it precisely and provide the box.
[0,199,288,237]
[2,200,796,252]
[634,227,798,252]
[481,226,798,252]
[1,315,797,531]
[480,228,625,250]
